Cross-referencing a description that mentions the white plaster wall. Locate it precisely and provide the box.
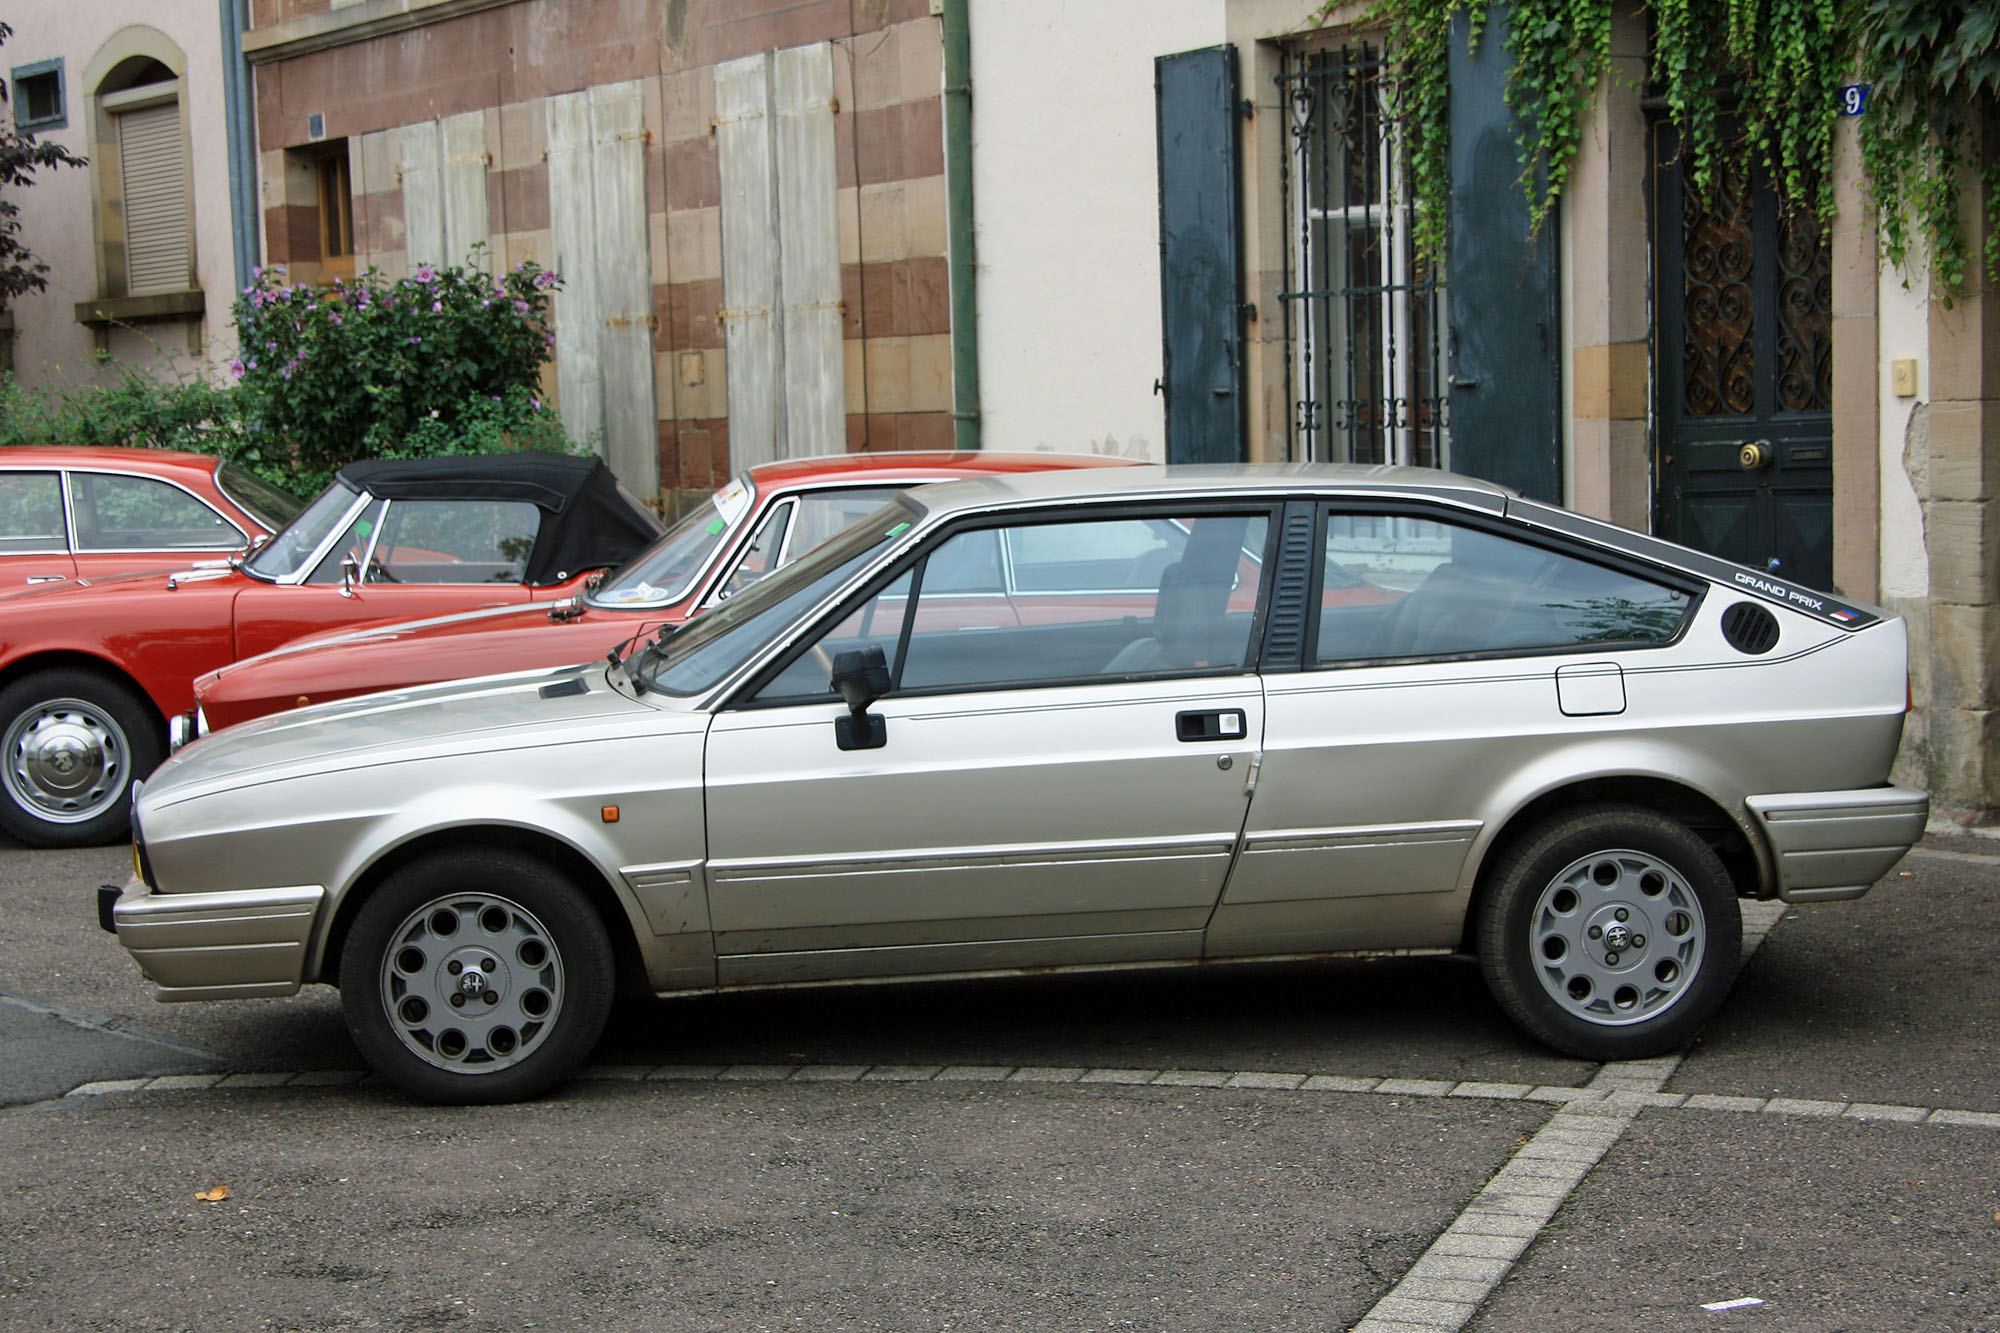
[969,0,1226,459]
[1877,255,1930,601]
[3,7,237,391]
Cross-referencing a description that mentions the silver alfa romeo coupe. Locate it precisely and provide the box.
[101,465,1928,1103]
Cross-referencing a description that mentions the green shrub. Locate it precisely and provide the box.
[0,358,248,456]
[231,251,572,492]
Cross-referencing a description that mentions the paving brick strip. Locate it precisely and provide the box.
[60,901,2000,1330]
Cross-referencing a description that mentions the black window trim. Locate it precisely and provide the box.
[725,497,1288,711]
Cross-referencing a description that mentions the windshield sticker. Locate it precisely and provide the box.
[888,522,911,536]
[598,582,666,604]
[712,477,752,528]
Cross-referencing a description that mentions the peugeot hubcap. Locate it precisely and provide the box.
[1529,849,1706,1026]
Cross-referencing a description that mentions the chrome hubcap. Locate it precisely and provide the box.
[2,698,125,823]
[1529,848,1706,1026]
[379,893,564,1074]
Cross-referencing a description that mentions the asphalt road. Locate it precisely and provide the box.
[1,833,1995,1331]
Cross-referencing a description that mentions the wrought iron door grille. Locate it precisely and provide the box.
[1278,44,1447,468]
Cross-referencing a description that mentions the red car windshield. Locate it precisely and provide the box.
[243,482,362,581]
[589,475,754,609]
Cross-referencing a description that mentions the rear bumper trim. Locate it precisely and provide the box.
[1746,784,1929,902]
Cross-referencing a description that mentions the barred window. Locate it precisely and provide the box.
[1278,45,1447,469]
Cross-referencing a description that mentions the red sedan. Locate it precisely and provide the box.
[0,446,303,589]
[191,451,1139,737]
[0,452,659,847]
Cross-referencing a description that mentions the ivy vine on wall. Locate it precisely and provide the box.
[1337,0,1999,300]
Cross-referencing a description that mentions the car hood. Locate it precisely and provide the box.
[233,598,594,659]
[148,662,696,807]
[193,607,674,729]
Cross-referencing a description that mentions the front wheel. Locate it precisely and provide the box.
[0,668,162,847]
[1477,805,1742,1061]
[340,850,615,1104]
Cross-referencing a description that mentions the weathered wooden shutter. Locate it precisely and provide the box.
[117,99,188,294]
[773,44,843,459]
[717,44,843,468]
[401,112,490,271]
[1444,2,1561,502]
[546,81,658,500]
[1156,45,1244,464]
[715,53,782,469]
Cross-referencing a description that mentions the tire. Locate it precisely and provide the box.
[339,849,616,1105]
[0,668,163,848]
[1476,804,1743,1061]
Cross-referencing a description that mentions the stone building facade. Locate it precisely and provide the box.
[245,0,954,509]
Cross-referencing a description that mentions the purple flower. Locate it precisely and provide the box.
[432,300,443,313]
[228,358,245,377]
[409,336,422,345]
[416,265,436,283]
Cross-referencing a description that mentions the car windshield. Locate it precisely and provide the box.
[589,474,755,608]
[633,495,920,698]
[214,463,306,532]
[242,481,364,581]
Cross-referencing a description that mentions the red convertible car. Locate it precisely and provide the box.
[0,446,303,588]
[190,451,1139,736]
[0,451,659,847]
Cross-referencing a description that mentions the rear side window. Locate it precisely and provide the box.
[70,473,242,550]
[1314,511,1690,664]
[0,472,65,551]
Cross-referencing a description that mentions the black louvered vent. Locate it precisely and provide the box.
[1721,601,1780,655]
[1260,508,1318,668]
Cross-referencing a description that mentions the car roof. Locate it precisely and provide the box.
[893,462,1519,518]
[741,450,1140,486]
[337,450,619,507]
[0,445,225,476]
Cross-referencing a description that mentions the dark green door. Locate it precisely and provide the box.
[1156,44,1245,464]
[1653,119,1834,590]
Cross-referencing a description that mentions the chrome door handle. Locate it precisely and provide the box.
[24,575,67,584]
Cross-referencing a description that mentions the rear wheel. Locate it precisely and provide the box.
[340,850,615,1104]
[1477,804,1742,1061]
[0,668,161,847]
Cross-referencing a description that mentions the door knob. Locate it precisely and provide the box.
[1738,440,1773,471]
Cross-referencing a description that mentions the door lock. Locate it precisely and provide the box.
[1737,440,1773,471]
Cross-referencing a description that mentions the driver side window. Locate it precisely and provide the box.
[751,510,1270,703]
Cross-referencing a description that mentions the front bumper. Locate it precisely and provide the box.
[1747,784,1930,902]
[103,878,325,1001]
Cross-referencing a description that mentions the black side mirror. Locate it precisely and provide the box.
[830,644,890,750]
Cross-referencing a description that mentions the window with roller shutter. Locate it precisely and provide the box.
[106,84,188,295]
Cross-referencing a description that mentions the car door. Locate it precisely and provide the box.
[1208,503,1697,958]
[702,505,1275,986]
[0,469,76,588]
[231,496,542,659]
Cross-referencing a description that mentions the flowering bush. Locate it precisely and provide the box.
[230,251,568,492]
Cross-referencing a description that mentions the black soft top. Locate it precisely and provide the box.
[335,452,661,586]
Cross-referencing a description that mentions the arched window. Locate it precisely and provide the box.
[82,30,193,302]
